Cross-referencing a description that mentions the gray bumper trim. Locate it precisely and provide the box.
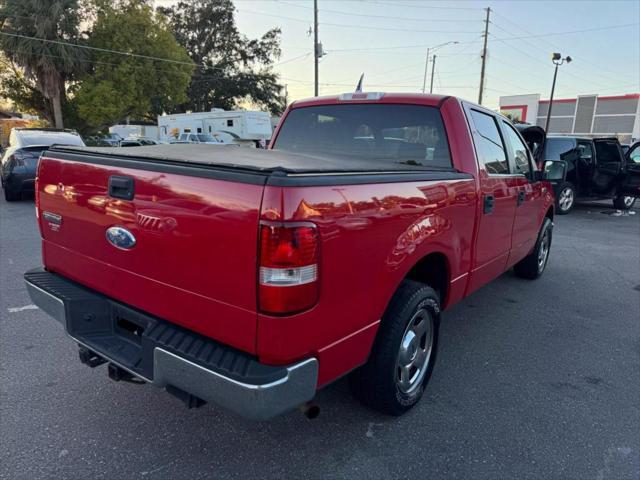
[25,275,318,420]
[153,348,318,420]
[25,280,66,325]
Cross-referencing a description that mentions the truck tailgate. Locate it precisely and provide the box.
[36,154,264,354]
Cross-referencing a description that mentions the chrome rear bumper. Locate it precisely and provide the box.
[25,268,318,420]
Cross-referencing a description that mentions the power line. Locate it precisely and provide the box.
[0,30,304,82]
[492,22,639,44]
[328,39,483,53]
[274,0,482,23]
[370,1,481,11]
[489,21,632,91]
[491,9,640,85]
[273,52,310,66]
[236,9,481,34]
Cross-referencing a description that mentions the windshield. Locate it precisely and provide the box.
[273,104,452,169]
[196,134,216,142]
[19,131,85,147]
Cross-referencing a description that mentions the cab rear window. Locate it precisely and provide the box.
[273,104,452,169]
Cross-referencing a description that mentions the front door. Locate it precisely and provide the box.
[463,106,519,295]
[500,120,546,265]
[592,138,623,194]
[619,142,640,197]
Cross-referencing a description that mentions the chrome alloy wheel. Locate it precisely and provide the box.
[623,196,634,208]
[558,187,574,211]
[537,228,550,273]
[396,308,434,395]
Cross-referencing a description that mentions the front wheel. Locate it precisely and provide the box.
[514,217,553,280]
[613,195,636,210]
[349,280,439,416]
[556,182,575,215]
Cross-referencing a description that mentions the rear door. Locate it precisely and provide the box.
[464,106,519,293]
[500,120,545,264]
[620,142,640,197]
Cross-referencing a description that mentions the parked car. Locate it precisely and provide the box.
[85,136,114,147]
[1,128,85,201]
[119,138,159,147]
[25,93,558,419]
[518,131,639,214]
[102,132,123,147]
[177,133,225,145]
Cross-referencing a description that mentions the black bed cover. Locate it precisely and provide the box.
[48,144,443,175]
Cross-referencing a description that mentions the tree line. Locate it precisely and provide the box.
[0,0,286,133]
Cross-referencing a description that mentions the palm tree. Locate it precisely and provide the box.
[0,0,87,128]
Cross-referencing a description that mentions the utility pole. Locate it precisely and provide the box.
[429,54,437,94]
[478,7,491,105]
[421,47,430,94]
[314,0,319,96]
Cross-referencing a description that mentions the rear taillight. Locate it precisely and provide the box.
[258,222,319,315]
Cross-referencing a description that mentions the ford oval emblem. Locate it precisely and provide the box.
[106,226,136,250]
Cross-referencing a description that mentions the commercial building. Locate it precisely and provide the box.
[499,93,640,143]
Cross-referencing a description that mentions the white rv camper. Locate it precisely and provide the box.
[157,109,272,147]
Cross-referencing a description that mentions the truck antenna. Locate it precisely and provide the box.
[355,73,364,92]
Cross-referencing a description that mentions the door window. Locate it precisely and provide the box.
[469,109,509,174]
[502,121,532,176]
[628,144,640,164]
[544,138,576,161]
[594,141,622,164]
[577,142,593,160]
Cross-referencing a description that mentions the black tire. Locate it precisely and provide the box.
[3,187,19,202]
[555,182,575,215]
[514,217,553,280]
[612,195,636,210]
[349,279,440,416]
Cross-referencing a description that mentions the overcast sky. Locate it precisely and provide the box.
[162,0,640,109]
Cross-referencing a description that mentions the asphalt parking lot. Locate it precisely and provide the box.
[1,195,638,480]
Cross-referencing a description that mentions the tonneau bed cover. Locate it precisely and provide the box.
[47,144,453,175]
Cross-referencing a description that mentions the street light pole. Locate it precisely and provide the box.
[545,53,572,132]
[421,41,458,94]
[422,47,430,94]
[429,54,437,94]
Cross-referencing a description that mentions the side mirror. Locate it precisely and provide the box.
[539,160,566,181]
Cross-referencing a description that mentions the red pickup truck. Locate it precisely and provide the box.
[25,93,556,419]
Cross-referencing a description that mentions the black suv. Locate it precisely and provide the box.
[530,134,639,214]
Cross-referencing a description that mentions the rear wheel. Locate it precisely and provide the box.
[349,280,439,416]
[556,182,575,214]
[613,195,636,210]
[514,217,553,280]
